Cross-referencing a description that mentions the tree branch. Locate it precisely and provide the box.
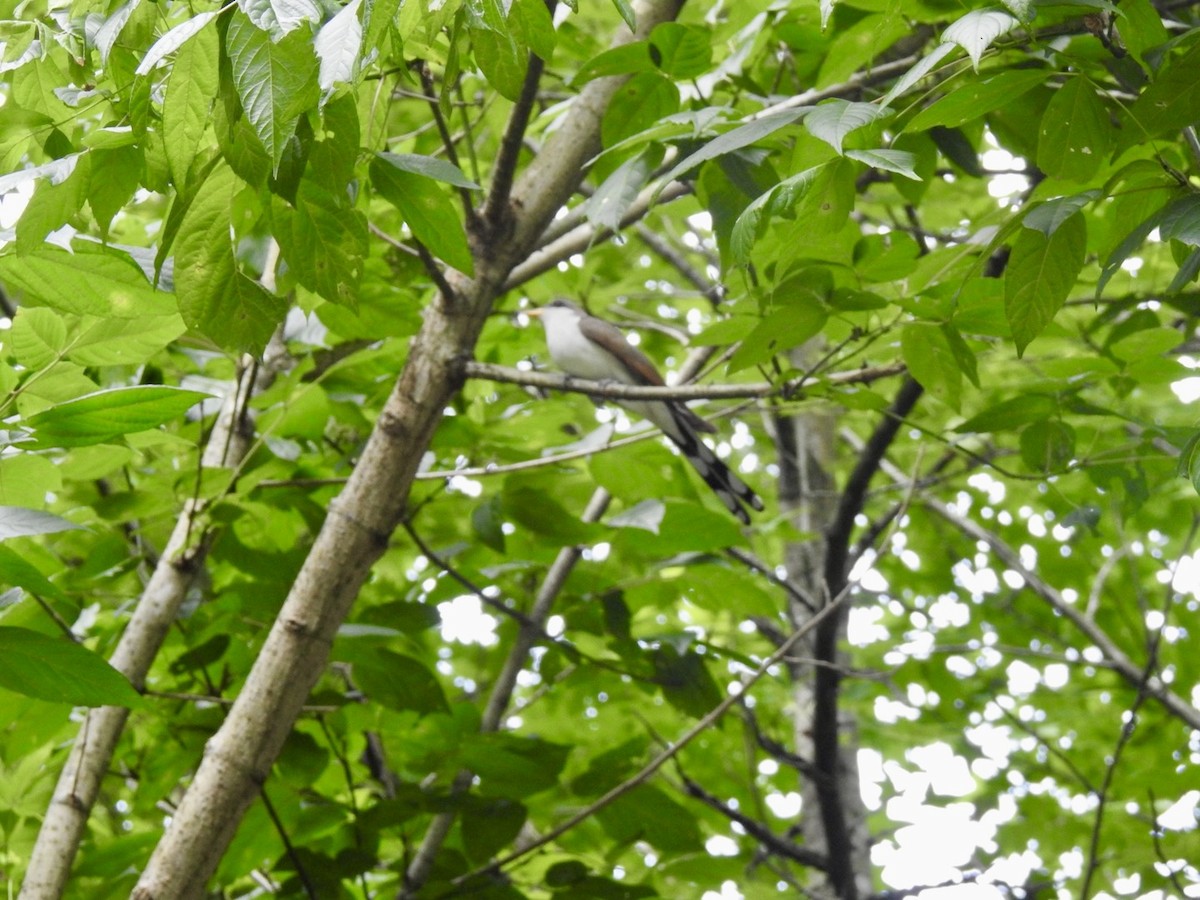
[807,376,925,899]
[676,772,828,869]
[401,489,611,895]
[449,591,853,891]
[482,50,546,233]
[22,324,289,900]
[505,181,693,290]
[413,60,479,227]
[465,359,907,401]
[923,497,1200,732]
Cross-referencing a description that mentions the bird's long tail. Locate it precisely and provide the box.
[667,408,763,524]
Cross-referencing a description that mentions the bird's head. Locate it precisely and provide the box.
[526,298,584,329]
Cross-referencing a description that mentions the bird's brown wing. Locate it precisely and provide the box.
[578,313,716,434]
[578,314,665,386]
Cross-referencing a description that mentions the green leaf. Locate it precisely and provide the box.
[1004,211,1087,356]
[805,99,889,154]
[95,0,140,65]
[79,127,140,150]
[472,0,528,101]
[610,0,636,30]
[906,69,1047,132]
[462,734,571,798]
[174,164,287,352]
[572,41,654,85]
[0,507,83,541]
[1119,0,1171,63]
[9,307,67,369]
[370,155,474,274]
[273,178,368,306]
[169,635,231,675]
[596,784,702,853]
[1159,194,1200,246]
[601,71,680,148]
[651,646,722,719]
[15,154,89,251]
[461,797,527,862]
[66,314,188,367]
[0,244,168,318]
[374,152,480,189]
[649,22,711,79]
[355,649,449,716]
[471,497,506,553]
[942,9,1019,69]
[0,626,142,707]
[1125,42,1200,142]
[314,0,363,91]
[512,0,556,61]
[845,148,919,180]
[1020,420,1075,472]
[1177,430,1200,494]
[226,11,320,171]
[88,146,143,239]
[585,151,652,231]
[1036,78,1110,182]
[956,395,1059,432]
[546,861,589,887]
[135,11,219,75]
[501,484,599,545]
[0,544,67,601]
[656,109,808,191]
[1022,191,1101,236]
[240,0,322,37]
[882,42,957,106]
[729,166,822,265]
[727,298,828,373]
[26,386,210,448]
[901,321,963,410]
[163,16,219,187]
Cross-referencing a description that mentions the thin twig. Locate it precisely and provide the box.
[675,770,827,868]
[260,788,318,900]
[413,61,478,226]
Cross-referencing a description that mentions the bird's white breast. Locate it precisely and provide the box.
[542,311,635,383]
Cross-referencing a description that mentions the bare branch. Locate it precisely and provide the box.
[923,497,1200,732]
[465,359,907,401]
[505,181,693,290]
[676,772,828,869]
[483,52,546,232]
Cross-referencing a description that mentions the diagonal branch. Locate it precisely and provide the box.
[676,771,828,869]
[924,496,1200,732]
[824,376,925,593]
[505,181,693,289]
[401,489,612,896]
[21,327,290,900]
[482,50,547,233]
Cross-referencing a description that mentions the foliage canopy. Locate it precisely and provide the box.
[1,0,1199,897]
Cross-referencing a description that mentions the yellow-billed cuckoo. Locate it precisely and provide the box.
[528,299,763,524]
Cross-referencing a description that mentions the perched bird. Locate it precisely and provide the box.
[527,299,763,524]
